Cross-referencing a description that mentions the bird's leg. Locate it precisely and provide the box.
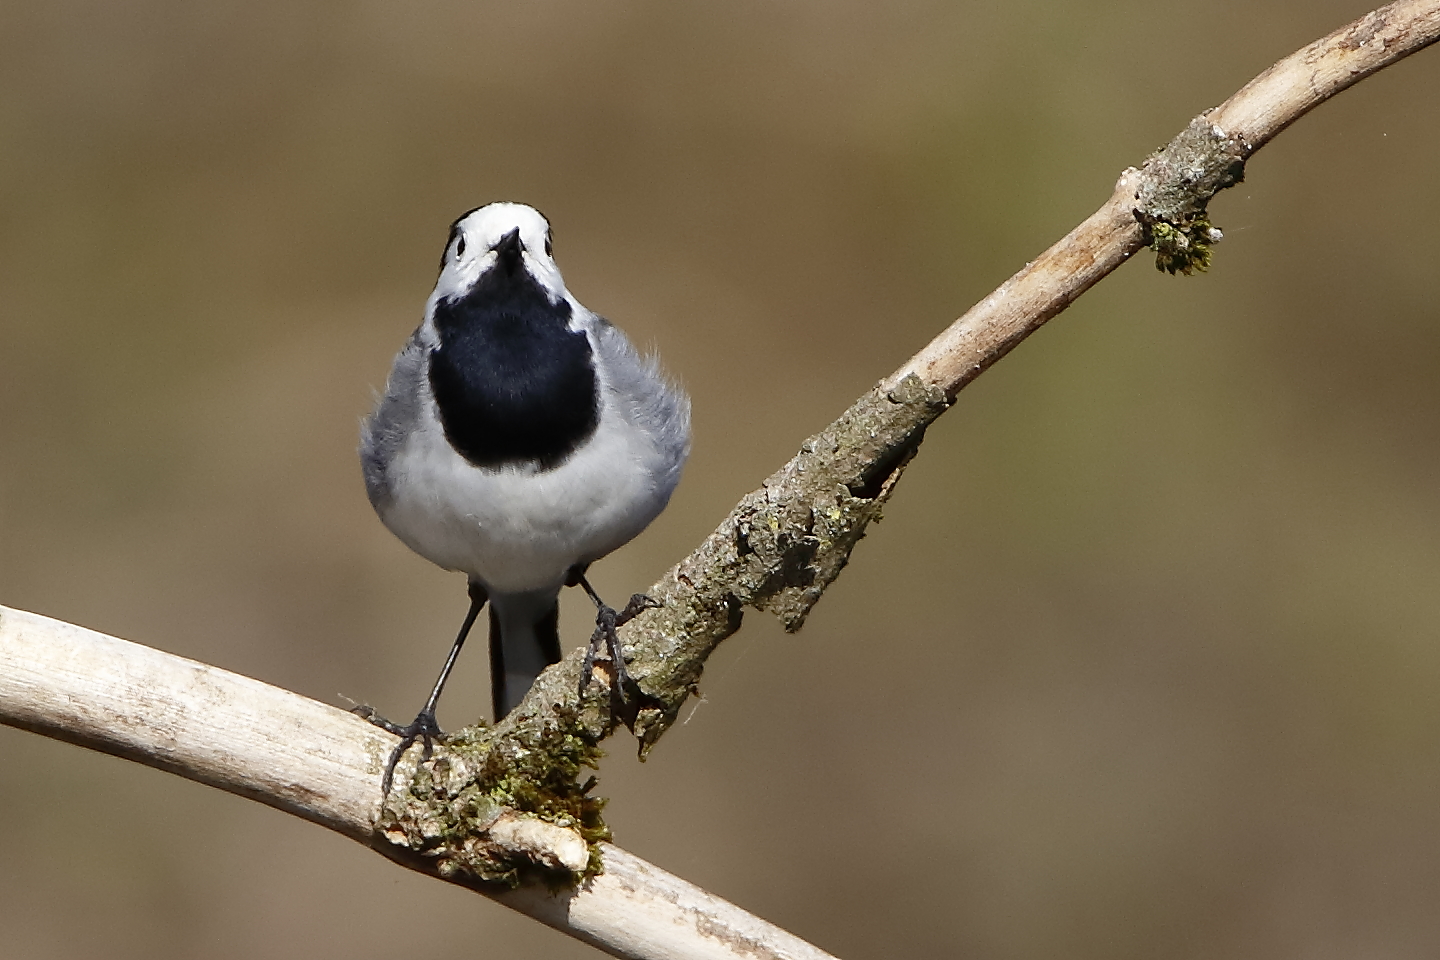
[354,579,489,795]
[567,567,658,700]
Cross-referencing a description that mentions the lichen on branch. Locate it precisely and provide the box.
[620,373,951,754]
[1132,117,1248,275]
[374,704,607,885]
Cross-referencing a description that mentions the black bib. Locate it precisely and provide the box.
[428,260,600,472]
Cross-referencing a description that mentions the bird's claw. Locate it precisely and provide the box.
[579,593,657,700]
[616,592,661,625]
[355,706,445,795]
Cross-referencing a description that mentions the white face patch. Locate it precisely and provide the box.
[433,202,566,306]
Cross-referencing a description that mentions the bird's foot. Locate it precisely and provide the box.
[352,705,445,795]
[579,593,659,700]
[616,592,660,627]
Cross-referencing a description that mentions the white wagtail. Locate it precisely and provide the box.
[357,202,689,785]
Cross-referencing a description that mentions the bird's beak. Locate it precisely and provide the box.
[491,228,523,274]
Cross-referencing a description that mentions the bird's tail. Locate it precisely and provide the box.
[488,591,563,720]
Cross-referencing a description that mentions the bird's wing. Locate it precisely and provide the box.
[360,325,431,510]
[588,315,691,489]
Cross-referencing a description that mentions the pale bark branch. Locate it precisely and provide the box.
[890,0,1440,397]
[3,3,1438,958]
[0,605,836,960]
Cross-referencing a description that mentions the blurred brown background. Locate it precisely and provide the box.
[3,1,1439,957]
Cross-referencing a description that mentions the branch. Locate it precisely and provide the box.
[3,2,1438,957]
[890,0,1440,395]
[0,605,836,960]
[498,0,1440,754]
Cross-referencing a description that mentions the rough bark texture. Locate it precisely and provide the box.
[623,373,951,753]
[1132,118,1247,275]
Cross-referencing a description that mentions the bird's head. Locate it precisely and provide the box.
[433,202,565,305]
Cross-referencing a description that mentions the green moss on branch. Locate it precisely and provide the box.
[1132,117,1247,275]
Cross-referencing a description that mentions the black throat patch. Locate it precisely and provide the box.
[428,263,600,472]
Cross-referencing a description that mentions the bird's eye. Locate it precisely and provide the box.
[544,233,553,257]
[456,236,466,258]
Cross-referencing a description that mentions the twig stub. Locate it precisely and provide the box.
[1133,117,1247,275]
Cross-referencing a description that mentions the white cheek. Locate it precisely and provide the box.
[524,255,568,299]
[450,253,497,292]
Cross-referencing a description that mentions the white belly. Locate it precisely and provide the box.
[376,399,671,594]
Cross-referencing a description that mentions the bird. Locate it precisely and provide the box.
[357,202,689,788]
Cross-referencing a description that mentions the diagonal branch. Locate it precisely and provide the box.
[2,2,1438,958]
[891,0,1440,395]
[496,0,1440,756]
